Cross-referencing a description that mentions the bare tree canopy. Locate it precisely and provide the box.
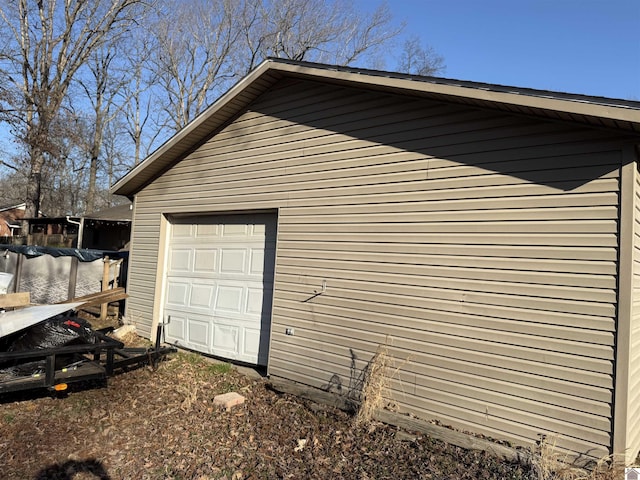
[235,0,401,72]
[396,35,445,76]
[0,0,444,219]
[149,0,243,131]
[149,0,404,132]
[0,0,146,220]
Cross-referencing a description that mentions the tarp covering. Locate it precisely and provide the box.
[1,312,95,376]
[0,245,128,262]
[7,314,94,352]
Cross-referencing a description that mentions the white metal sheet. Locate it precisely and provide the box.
[0,302,85,339]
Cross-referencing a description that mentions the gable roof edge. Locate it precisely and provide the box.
[272,60,640,121]
[111,60,281,197]
[112,59,640,197]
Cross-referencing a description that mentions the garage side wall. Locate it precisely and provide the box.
[127,79,628,458]
[627,158,640,460]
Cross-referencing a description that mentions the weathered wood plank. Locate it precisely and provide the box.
[268,377,356,412]
[0,292,31,309]
[59,287,128,309]
[373,410,530,463]
[267,376,529,463]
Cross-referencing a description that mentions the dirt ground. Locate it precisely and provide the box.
[0,344,535,480]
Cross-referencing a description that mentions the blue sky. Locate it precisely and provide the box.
[359,0,640,100]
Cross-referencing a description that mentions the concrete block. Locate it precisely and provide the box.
[213,392,245,410]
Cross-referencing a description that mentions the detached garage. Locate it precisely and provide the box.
[112,59,640,462]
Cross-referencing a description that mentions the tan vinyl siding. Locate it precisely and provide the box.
[628,162,640,460]
[127,78,627,458]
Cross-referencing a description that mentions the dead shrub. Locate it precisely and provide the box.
[354,343,392,427]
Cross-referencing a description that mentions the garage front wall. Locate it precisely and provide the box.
[128,78,627,458]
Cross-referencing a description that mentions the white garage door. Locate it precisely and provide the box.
[163,213,276,365]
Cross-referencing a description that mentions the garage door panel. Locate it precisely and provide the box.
[166,311,186,342]
[220,249,248,274]
[250,249,265,274]
[244,328,261,357]
[193,249,217,273]
[169,248,192,272]
[188,317,210,348]
[166,280,189,307]
[212,323,239,355]
[215,284,245,313]
[195,223,219,237]
[246,287,264,315]
[189,282,216,310]
[164,213,276,365]
[223,224,248,237]
[171,223,193,238]
[166,310,215,352]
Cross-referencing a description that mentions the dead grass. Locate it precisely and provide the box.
[353,354,627,480]
[529,435,624,480]
[0,350,534,479]
[354,343,392,426]
[112,329,142,346]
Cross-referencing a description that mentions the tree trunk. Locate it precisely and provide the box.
[86,153,98,213]
[22,148,44,232]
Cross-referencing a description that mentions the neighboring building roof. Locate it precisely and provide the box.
[84,203,132,222]
[22,204,133,223]
[111,58,640,198]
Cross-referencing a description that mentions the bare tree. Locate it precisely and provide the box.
[101,119,132,206]
[149,0,403,130]
[0,0,434,220]
[396,35,445,76]
[0,0,145,223]
[0,160,28,207]
[78,44,133,213]
[236,0,402,74]
[41,112,89,216]
[149,0,241,131]
[333,2,400,66]
[118,30,158,166]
